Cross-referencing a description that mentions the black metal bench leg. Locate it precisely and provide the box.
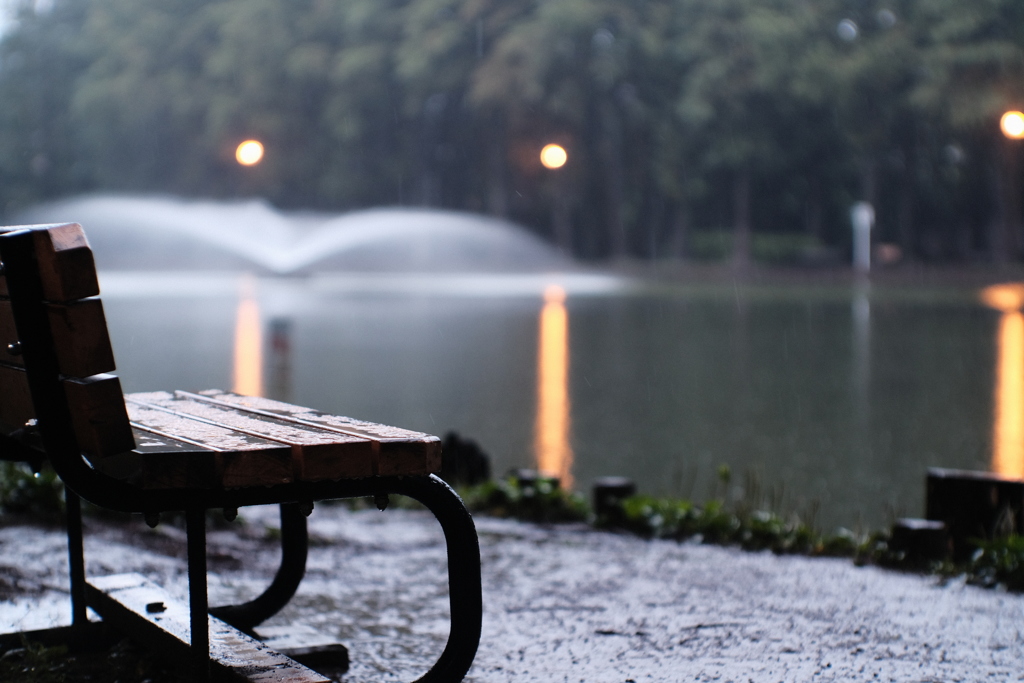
[392,475,482,683]
[211,502,308,633]
[186,507,210,683]
[65,489,88,631]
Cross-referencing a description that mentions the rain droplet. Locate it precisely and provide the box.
[837,19,858,42]
[592,28,615,50]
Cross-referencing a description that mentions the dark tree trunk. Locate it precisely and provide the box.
[486,116,507,217]
[552,194,572,254]
[805,175,823,242]
[669,202,689,260]
[862,158,878,207]
[732,169,752,270]
[645,192,665,259]
[898,146,914,259]
[601,103,626,258]
[997,140,1022,262]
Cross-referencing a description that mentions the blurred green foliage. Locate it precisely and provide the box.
[0,463,64,519]
[460,475,589,523]
[688,231,826,263]
[1,0,1022,261]
[603,494,854,555]
[967,535,1024,590]
[0,640,71,683]
[456,467,1024,591]
[0,637,185,682]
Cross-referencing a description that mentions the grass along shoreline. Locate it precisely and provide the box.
[454,470,1024,593]
[2,460,1022,593]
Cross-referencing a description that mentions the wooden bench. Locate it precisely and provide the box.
[0,223,482,682]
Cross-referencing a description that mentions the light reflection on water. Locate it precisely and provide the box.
[232,276,264,397]
[101,272,998,530]
[981,284,1024,478]
[534,285,573,488]
[992,311,1024,478]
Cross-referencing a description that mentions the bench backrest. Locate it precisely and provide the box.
[0,224,136,466]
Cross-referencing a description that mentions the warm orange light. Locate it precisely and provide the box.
[1002,111,1024,140]
[233,278,263,397]
[993,310,1024,478]
[981,283,1024,313]
[543,284,566,304]
[534,288,573,488]
[540,144,568,169]
[235,140,265,166]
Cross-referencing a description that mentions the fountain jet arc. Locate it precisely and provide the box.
[18,194,569,274]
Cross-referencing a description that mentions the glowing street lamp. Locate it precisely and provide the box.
[540,144,567,169]
[1001,111,1024,140]
[235,140,265,166]
[998,112,1024,262]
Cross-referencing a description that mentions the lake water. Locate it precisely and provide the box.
[98,271,1007,531]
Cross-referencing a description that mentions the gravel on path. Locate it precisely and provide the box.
[0,505,1021,682]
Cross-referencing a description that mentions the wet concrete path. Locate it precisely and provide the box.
[1,505,1021,682]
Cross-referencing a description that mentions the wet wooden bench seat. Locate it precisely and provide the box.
[0,223,480,683]
[114,389,439,490]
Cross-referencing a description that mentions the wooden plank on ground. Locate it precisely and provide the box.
[129,391,374,480]
[63,373,136,458]
[125,397,293,487]
[47,299,116,377]
[0,299,22,368]
[0,362,33,431]
[254,625,349,673]
[190,390,441,476]
[86,573,330,683]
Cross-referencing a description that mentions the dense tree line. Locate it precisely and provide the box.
[1,0,1023,263]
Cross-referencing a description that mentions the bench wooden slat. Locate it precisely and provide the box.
[125,401,294,487]
[0,362,33,431]
[0,298,114,377]
[31,223,100,303]
[91,427,221,490]
[129,391,375,480]
[1,223,100,302]
[63,373,137,458]
[0,365,136,460]
[191,390,442,476]
[0,300,21,367]
[47,299,116,377]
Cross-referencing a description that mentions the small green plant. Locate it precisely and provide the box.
[686,230,825,264]
[0,636,185,682]
[688,231,734,261]
[609,493,841,555]
[818,527,859,557]
[0,463,64,519]
[459,477,588,523]
[967,535,1024,590]
[0,639,70,683]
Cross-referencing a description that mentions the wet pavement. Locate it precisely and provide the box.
[1,505,1022,682]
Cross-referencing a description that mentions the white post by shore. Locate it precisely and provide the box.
[851,201,874,273]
